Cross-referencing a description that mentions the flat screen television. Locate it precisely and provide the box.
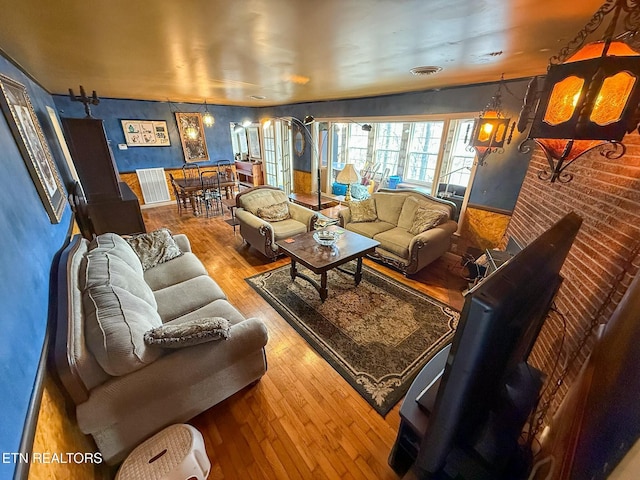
[413,212,583,479]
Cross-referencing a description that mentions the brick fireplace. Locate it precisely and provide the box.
[504,134,640,420]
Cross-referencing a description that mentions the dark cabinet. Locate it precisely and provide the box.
[62,117,145,236]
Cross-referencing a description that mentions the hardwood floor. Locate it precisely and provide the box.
[141,204,467,480]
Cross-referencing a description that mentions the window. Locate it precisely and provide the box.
[405,121,445,186]
[314,116,476,223]
[345,124,369,168]
[261,120,293,194]
[373,122,403,178]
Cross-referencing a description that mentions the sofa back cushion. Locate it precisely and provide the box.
[69,239,112,390]
[238,188,289,216]
[373,192,409,225]
[83,284,163,376]
[89,233,143,277]
[83,250,157,309]
[397,193,453,231]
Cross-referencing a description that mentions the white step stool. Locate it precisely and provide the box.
[116,424,211,480]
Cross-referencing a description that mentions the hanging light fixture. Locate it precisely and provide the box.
[185,124,199,140]
[517,0,640,183]
[202,100,215,128]
[469,75,516,166]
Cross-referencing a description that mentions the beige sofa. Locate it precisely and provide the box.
[338,189,458,274]
[235,185,318,260]
[55,232,268,465]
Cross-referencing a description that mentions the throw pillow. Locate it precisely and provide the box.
[144,317,231,348]
[409,207,448,235]
[349,198,377,222]
[125,228,183,271]
[256,201,290,222]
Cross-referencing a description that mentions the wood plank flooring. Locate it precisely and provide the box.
[141,204,467,479]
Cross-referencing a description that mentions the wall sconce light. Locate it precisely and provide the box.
[517,0,640,183]
[469,76,515,166]
[202,100,215,128]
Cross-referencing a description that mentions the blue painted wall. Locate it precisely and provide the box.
[0,55,73,479]
[52,96,254,172]
[55,79,533,211]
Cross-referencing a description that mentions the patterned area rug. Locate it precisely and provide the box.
[246,263,459,416]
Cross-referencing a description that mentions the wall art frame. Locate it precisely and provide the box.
[0,74,66,223]
[175,112,209,162]
[247,125,262,160]
[121,120,170,146]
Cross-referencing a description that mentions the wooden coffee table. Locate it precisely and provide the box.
[275,226,380,301]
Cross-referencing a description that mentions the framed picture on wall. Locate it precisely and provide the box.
[247,125,261,160]
[0,74,66,223]
[175,112,209,162]
[121,120,170,146]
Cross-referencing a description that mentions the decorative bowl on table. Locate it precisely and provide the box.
[313,230,339,247]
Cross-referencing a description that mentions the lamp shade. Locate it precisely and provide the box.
[336,164,361,184]
[530,41,640,142]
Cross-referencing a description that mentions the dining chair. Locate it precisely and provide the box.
[182,163,202,185]
[200,170,222,217]
[169,173,188,215]
[214,160,238,199]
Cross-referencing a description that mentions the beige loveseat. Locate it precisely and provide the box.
[55,232,268,465]
[338,189,458,274]
[235,185,318,260]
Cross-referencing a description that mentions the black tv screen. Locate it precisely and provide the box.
[414,212,582,478]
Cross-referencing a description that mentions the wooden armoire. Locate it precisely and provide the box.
[62,117,145,236]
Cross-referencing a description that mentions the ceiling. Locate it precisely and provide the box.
[0,0,605,107]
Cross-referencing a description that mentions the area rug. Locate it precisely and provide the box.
[246,263,459,416]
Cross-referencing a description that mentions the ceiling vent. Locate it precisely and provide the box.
[410,66,443,76]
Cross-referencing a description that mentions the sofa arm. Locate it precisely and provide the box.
[172,234,192,253]
[338,208,351,226]
[288,202,318,231]
[77,317,269,432]
[404,220,457,274]
[409,220,457,250]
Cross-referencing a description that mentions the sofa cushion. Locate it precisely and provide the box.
[373,227,415,259]
[153,275,227,323]
[239,188,289,215]
[144,317,231,348]
[83,284,163,376]
[349,198,378,222]
[409,207,449,235]
[271,218,308,240]
[170,299,247,327]
[125,228,183,271]
[257,201,290,222]
[373,192,408,225]
[345,220,395,239]
[83,250,157,309]
[89,233,143,277]
[143,252,209,291]
[397,196,422,230]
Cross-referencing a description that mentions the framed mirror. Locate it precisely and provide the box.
[294,126,305,156]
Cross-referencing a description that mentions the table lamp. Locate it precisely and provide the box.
[336,164,361,202]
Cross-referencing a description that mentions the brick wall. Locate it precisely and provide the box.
[505,133,640,423]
